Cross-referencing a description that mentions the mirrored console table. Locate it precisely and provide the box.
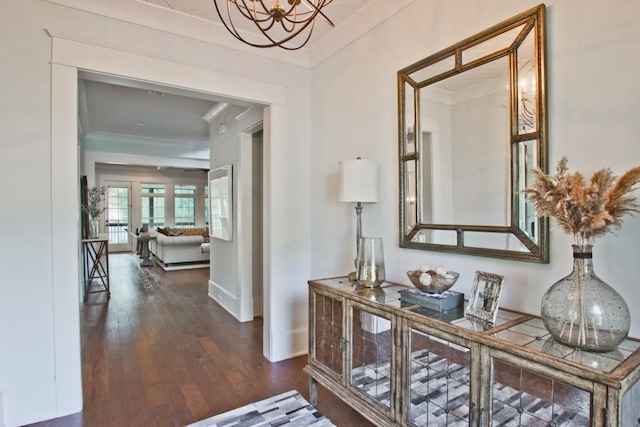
[305,277,640,426]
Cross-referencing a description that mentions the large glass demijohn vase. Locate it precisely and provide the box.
[541,245,630,352]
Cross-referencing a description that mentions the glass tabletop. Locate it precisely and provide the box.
[494,318,640,372]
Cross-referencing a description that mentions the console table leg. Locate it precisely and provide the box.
[309,377,318,406]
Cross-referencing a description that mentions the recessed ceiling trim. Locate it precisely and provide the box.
[78,70,263,108]
[85,150,209,170]
[85,131,208,149]
[235,107,254,121]
[202,103,229,124]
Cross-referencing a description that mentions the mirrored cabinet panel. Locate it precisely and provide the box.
[398,5,548,262]
[350,306,394,412]
[407,328,473,426]
[310,290,344,380]
[490,359,592,425]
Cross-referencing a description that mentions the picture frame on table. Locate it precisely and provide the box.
[466,270,505,323]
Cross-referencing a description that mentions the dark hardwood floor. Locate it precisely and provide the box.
[28,253,372,427]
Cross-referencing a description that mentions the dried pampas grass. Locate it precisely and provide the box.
[523,157,640,247]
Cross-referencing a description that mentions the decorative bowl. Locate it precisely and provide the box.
[406,270,460,293]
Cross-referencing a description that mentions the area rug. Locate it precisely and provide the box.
[187,390,335,427]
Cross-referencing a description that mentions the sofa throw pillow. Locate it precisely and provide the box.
[157,227,170,236]
[169,228,184,236]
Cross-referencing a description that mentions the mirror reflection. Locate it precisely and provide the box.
[398,5,548,262]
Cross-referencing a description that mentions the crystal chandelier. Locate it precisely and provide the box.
[213,0,335,50]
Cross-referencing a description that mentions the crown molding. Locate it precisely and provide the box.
[85,131,207,149]
[45,28,242,77]
[234,107,255,122]
[85,151,209,170]
[42,0,415,69]
[202,103,229,125]
[42,0,311,68]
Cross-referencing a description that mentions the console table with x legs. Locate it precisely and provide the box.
[82,238,110,301]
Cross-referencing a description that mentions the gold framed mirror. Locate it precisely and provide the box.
[398,4,548,262]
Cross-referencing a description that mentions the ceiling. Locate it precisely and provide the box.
[139,0,373,46]
[80,0,374,171]
[79,72,262,170]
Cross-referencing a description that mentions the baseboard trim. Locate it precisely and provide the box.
[151,255,209,271]
[269,327,308,361]
[208,280,240,320]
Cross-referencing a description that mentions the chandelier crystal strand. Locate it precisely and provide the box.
[214,0,334,50]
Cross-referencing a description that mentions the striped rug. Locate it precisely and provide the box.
[187,390,335,427]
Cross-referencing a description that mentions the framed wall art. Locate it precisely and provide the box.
[208,164,233,241]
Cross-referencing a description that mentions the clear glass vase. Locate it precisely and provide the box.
[356,237,386,288]
[89,217,100,239]
[541,244,630,352]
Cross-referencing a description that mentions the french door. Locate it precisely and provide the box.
[105,181,132,252]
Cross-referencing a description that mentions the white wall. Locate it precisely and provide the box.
[208,106,243,316]
[208,106,265,323]
[209,108,242,319]
[0,1,311,425]
[310,0,640,341]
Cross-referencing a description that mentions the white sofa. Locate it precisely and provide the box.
[148,227,210,268]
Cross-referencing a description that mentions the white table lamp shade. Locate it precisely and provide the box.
[339,159,378,203]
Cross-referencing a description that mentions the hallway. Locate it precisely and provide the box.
[29,254,371,426]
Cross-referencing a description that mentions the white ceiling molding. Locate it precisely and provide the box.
[85,131,209,151]
[85,150,209,170]
[78,71,261,108]
[42,0,311,67]
[42,0,415,68]
[47,29,288,106]
[46,29,274,91]
[202,102,229,124]
[308,0,418,66]
[234,107,254,122]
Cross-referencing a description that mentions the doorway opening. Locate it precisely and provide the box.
[50,38,290,412]
[252,129,264,317]
[78,74,269,341]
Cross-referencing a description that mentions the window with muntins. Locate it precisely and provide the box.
[175,184,196,228]
[141,183,166,228]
